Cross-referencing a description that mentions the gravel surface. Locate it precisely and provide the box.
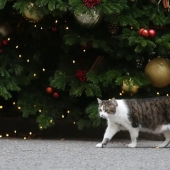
[0,139,170,170]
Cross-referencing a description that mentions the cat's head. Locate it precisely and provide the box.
[97,98,118,119]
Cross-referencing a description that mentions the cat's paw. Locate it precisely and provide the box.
[96,143,103,148]
[127,143,137,148]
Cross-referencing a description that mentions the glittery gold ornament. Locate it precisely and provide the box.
[122,79,139,94]
[74,10,102,28]
[145,57,170,88]
[22,2,46,22]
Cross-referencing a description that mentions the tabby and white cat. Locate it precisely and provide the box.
[96,97,170,148]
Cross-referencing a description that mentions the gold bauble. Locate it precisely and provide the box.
[23,2,45,22]
[145,58,170,88]
[122,80,139,94]
[75,10,103,28]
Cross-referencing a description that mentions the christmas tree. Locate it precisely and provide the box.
[0,0,170,130]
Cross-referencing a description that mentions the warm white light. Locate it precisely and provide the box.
[34,74,36,76]
[6,134,9,137]
[8,38,10,41]
[0,106,3,109]
[29,132,32,135]
[34,25,37,27]
[73,60,75,63]
[18,106,21,110]
[27,59,29,62]
[0,135,2,138]
[13,102,16,105]
[66,27,69,30]
[41,27,43,29]
[39,110,41,112]
[73,122,76,124]
[24,137,26,140]
[157,92,159,95]
[42,68,45,71]
[14,130,17,133]
[83,49,86,52]
[55,20,58,23]
[167,94,169,96]
[62,115,64,118]
[19,55,21,58]
[119,93,122,96]
[16,46,19,48]
[50,119,53,123]
[34,105,36,107]
[67,110,70,114]
[39,126,43,129]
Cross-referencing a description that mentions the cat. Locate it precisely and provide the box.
[96,96,170,148]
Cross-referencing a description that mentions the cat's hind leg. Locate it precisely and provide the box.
[127,128,139,148]
[157,131,170,148]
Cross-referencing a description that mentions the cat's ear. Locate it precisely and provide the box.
[111,98,118,107]
[97,98,102,104]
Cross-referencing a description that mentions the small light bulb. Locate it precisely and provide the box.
[18,106,21,110]
[39,126,43,129]
[29,132,32,135]
[50,119,53,123]
[55,20,58,23]
[119,93,122,96]
[66,27,69,30]
[62,115,64,118]
[0,106,3,109]
[41,27,43,29]
[73,60,75,63]
[39,110,41,112]
[42,68,45,71]
[167,94,169,96]
[19,55,21,58]
[34,74,36,77]
[73,122,76,124]
[24,137,26,140]
[6,134,9,137]
[67,110,70,114]
[83,49,86,52]
[7,38,10,41]
[14,130,17,133]
[13,102,16,105]
[16,46,19,48]
[157,92,159,95]
[0,135,2,138]
[27,59,29,62]
[34,25,37,27]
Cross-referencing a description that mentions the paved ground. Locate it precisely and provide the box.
[0,139,170,170]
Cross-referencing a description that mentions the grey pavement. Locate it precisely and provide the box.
[0,139,170,170]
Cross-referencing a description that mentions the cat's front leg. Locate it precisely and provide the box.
[127,128,139,148]
[96,124,120,148]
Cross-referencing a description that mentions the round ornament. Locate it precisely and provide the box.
[149,29,156,38]
[75,10,102,28]
[0,22,12,37]
[122,79,139,94]
[145,57,170,88]
[53,92,59,98]
[22,2,46,22]
[46,87,53,94]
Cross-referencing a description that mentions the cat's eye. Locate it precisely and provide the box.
[98,109,102,112]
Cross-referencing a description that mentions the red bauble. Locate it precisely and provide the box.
[141,29,149,37]
[83,0,101,8]
[46,87,53,94]
[53,92,59,98]
[138,28,144,35]
[149,29,156,38]
[51,27,57,32]
[2,39,8,45]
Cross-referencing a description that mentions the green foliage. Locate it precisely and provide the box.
[0,0,170,130]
